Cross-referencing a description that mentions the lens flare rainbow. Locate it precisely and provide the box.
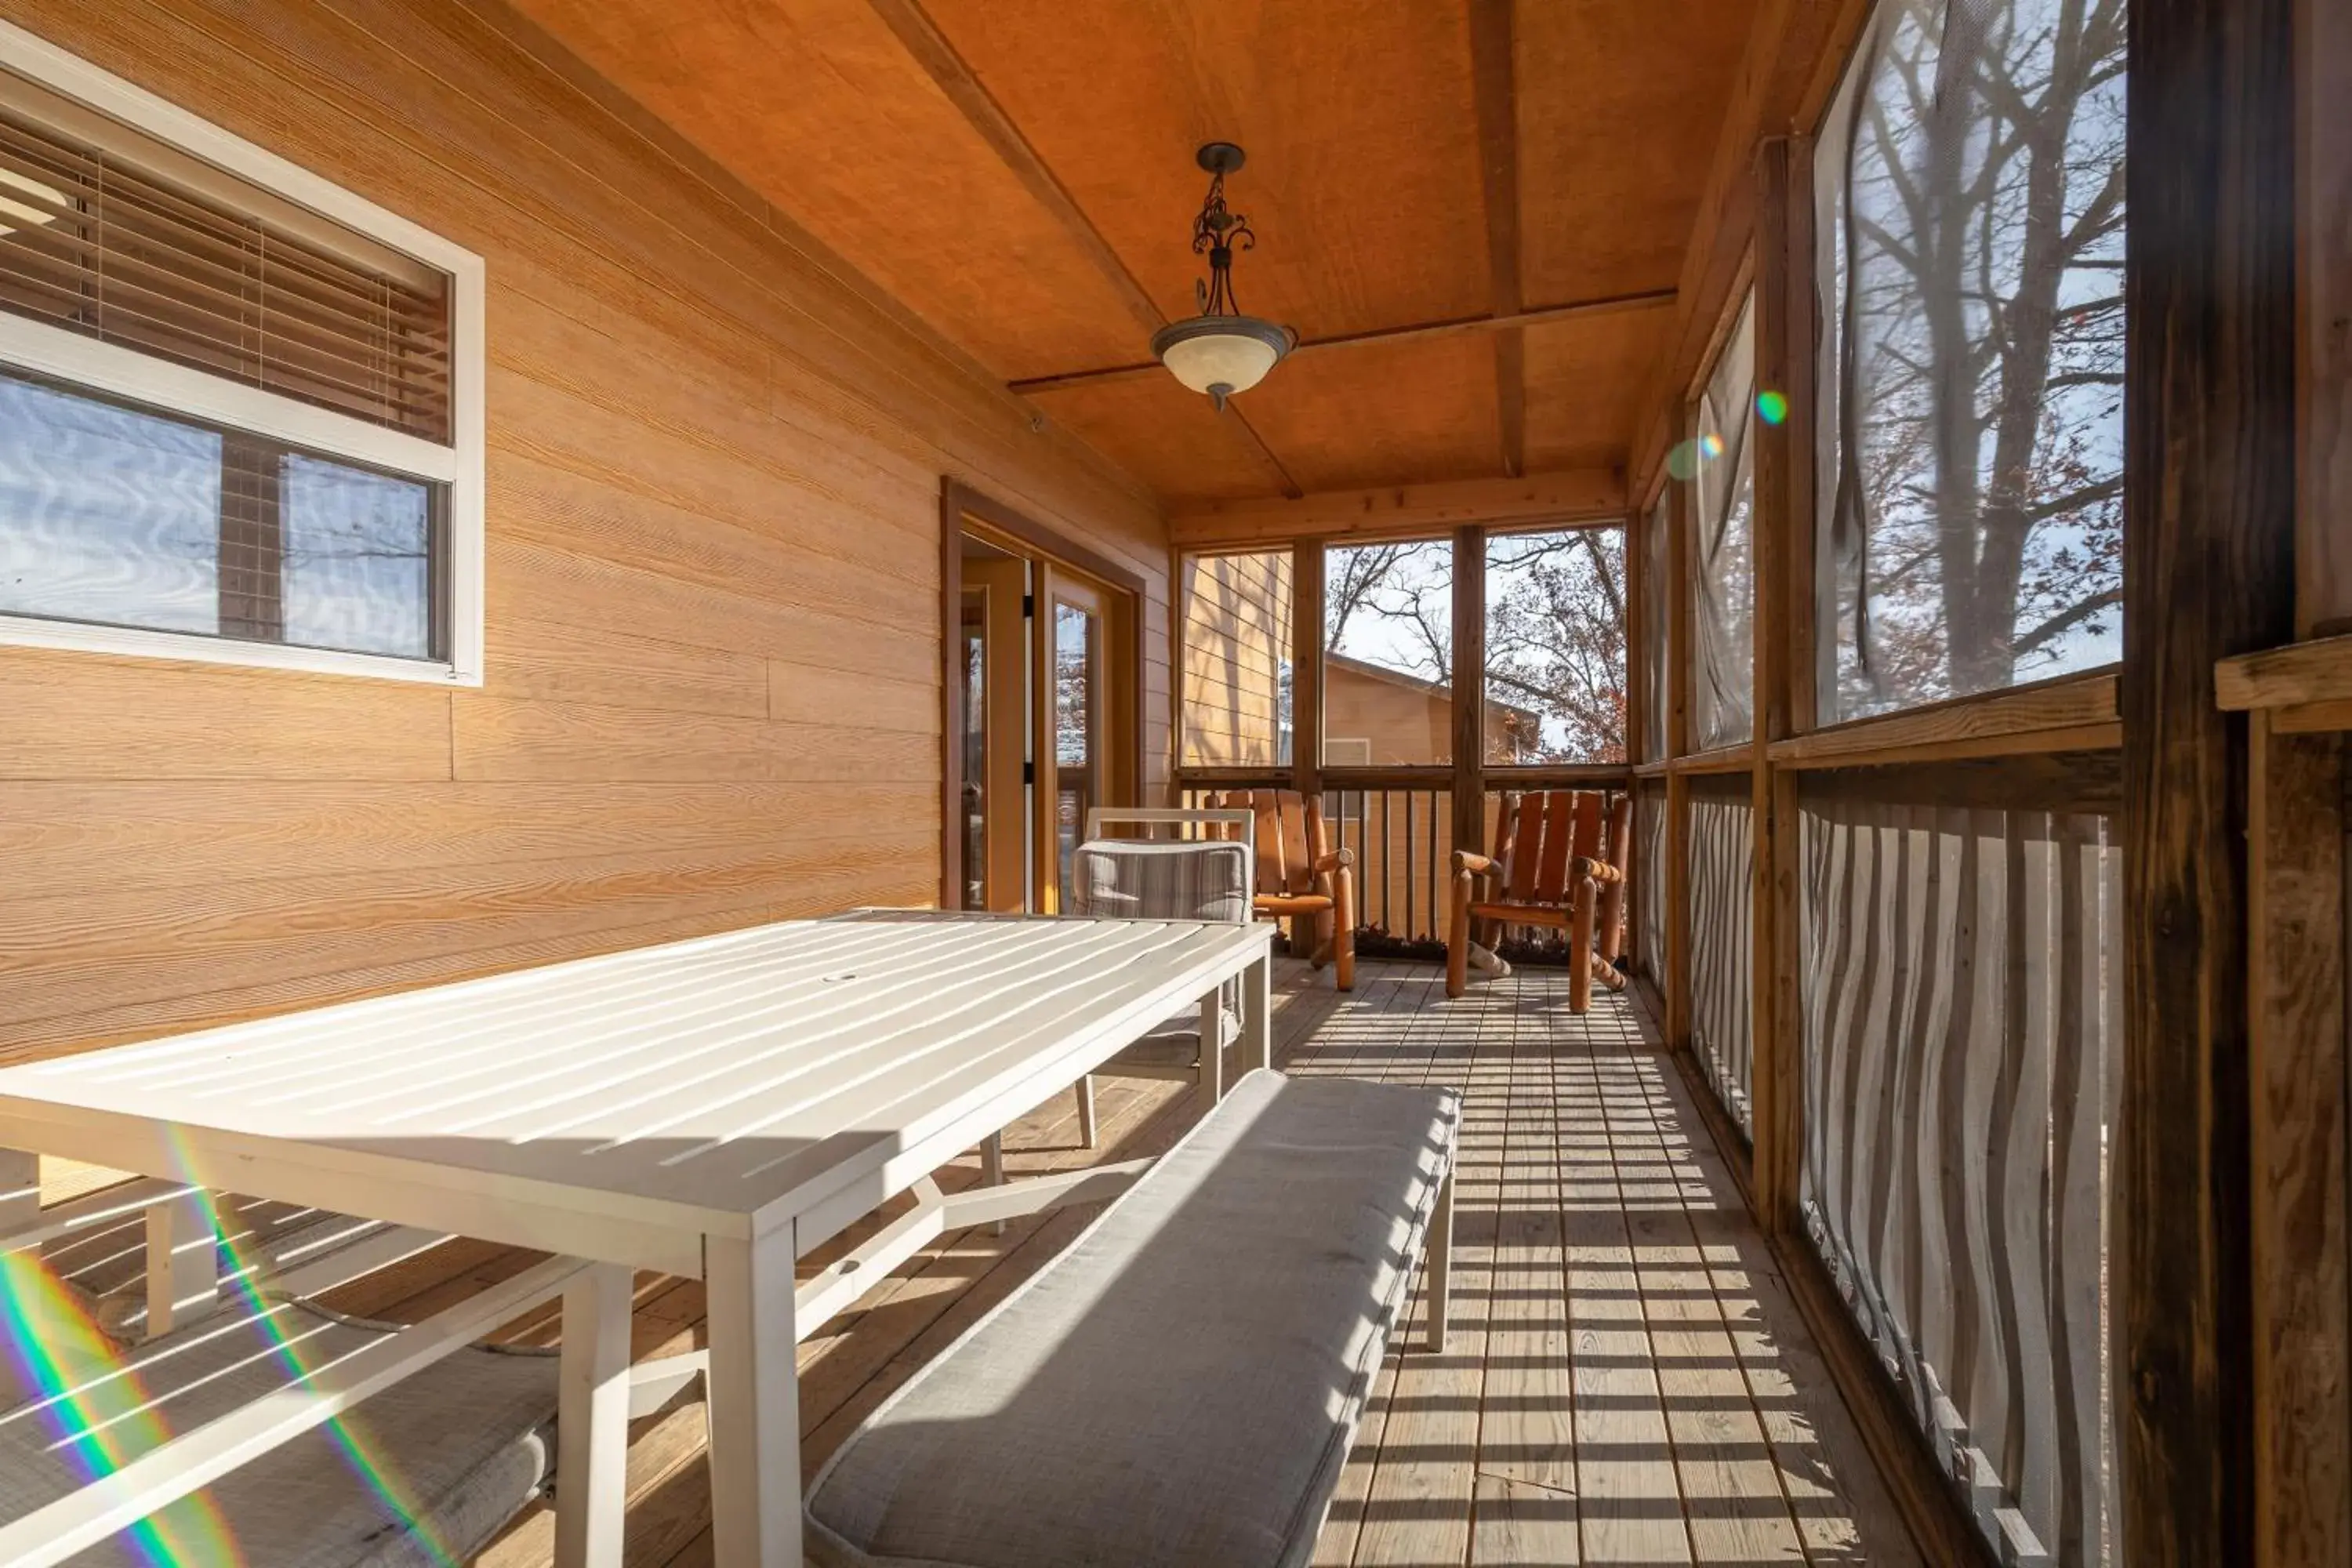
[3,1146,469,1565]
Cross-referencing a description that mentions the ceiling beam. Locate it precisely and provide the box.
[1007,288,1675,394]
[863,0,1302,496]
[1468,0,1525,478]
[1170,466,1627,548]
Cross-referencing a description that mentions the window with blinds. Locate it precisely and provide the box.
[0,81,450,441]
[0,34,480,682]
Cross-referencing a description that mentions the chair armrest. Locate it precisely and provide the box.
[1312,848,1355,873]
[1451,851,1496,877]
[1571,856,1625,884]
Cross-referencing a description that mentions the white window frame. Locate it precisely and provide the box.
[0,19,485,687]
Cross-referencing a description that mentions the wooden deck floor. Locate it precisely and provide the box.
[87,958,1920,1565]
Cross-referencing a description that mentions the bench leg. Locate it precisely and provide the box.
[146,1189,218,1337]
[707,1227,804,1568]
[1200,988,1227,1102]
[1425,1169,1454,1352]
[0,1149,34,1236]
[1240,950,1272,1075]
[1076,1076,1098,1149]
[556,1262,634,1568]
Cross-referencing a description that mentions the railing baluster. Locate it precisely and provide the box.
[1427,790,1440,944]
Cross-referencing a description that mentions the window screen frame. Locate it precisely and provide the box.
[1803,0,2126,729]
[0,19,485,686]
[1174,543,1296,772]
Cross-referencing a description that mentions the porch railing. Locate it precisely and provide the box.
[1798,786,2119,1564]
[1175,768,1634,961]
[1686,774,1755,1138]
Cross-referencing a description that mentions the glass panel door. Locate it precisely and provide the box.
[959,590,987,909]
[1045,581,1105,912]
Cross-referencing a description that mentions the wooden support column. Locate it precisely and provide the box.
[1626,483,1651,971]
[1452,525,1488,858]
[2120,0,2297,1559]
[1748,136,1813,1236]
[938,485,964,909]
[2300,0,2352,635]
[1628,488,1650,770]
[1291,539,1324,801]
[1664,448,1695,1058]
[2249,718,2349,1568]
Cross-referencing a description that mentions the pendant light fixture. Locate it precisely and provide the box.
[1151,142,1295,410]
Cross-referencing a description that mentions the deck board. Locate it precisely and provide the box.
[43,956,1918,1566]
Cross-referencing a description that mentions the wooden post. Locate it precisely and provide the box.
[1748,136,1813,1236]
[1452,524,1488,861]
[1291,540,1324,802]
[938,485,965,909]
[2120,0,2297,1558]
[1627,484,1650,985]
[2249,718,2350,1568]
[2300,0,2352,636]
[1664,440,1695,1058]
[1628,488,1649,768]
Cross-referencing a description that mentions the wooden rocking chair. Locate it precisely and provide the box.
[1207,789,1356,990]
[1446,789,1631,1011]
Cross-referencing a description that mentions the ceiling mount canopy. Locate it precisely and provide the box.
[1151,141,1295,411]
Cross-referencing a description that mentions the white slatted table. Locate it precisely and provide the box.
[0,909,1275,1568]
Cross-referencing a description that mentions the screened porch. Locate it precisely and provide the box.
[0,0,2341,1566]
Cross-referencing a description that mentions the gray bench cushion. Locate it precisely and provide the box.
[0,1293,557,1566]
[806,1068,1461,1568]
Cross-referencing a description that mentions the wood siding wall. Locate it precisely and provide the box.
[0,0,1168,1065]
[1177,550,1290,770]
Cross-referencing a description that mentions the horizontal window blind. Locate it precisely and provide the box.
[0,82,450,443]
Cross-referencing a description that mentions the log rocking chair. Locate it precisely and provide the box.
[1446,789,1631,1011]
[1207,789,1356,990]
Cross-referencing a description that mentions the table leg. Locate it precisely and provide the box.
[706,1226,803,1568]
[1201,988,1226,1102]
[981,1132,1007,1236]
[1242,949,1272,1075]
[556,1262,635,1568]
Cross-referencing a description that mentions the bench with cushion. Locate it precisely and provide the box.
[805,1068,1460,1568]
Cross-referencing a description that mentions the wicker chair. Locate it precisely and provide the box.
[1446,789,1630,1011]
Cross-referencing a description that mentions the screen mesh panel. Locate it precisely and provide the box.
[1799,788,2118,1563]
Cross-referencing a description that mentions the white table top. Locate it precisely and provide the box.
[0,912,1269,1258]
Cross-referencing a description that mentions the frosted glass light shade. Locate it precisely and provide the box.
[1152,314,1294,402]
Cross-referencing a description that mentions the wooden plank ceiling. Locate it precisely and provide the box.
[506,0,1751,509]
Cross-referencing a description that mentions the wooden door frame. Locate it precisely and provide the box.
[960,558,1029,912]
[939,478,1147,909]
